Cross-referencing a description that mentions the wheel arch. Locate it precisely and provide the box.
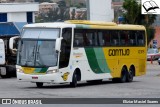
[122,65,128,72]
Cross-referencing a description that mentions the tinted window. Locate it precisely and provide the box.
[110,31,119,46]
[74,29,145,47]
[74,29,84,47]
[136,31,145,46]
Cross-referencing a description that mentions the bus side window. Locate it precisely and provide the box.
[74,29,84,47]
[98,31,104,46]
[137,31,145,46]
[94,32,98,46]
[129,31,136,46]
[103,30,111,46]
[86,31,93,46]
[119,31,124,46]
[74,34,80,46]
[130,39,135,45]
[111,31,119,46]
[74,38,78,46]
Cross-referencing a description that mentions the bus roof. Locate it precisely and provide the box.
[66,20,146,30]
[23,22,75,28]
[65,20,117,26]
[24,20,146,31]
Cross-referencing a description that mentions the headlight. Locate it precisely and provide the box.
[46,69,58,74]
[17,68,24,73]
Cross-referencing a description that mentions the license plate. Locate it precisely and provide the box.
[32,76,38,79]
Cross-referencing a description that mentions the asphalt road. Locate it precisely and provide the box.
[0,61,160,106]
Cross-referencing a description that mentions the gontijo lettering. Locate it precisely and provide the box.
[108,49,130,56]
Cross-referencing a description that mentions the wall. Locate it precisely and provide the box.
[7,12,27,22]
[0,3,39,12]
[0,3,38,22]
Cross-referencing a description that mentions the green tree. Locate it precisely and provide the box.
[123,0,157,45]
[36,1,70,22]
[36,8,59,22]
[35,0,87,22]
[123,0,141,24]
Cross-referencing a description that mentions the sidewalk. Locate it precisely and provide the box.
[147,60,160,71]
[147,60,159,65]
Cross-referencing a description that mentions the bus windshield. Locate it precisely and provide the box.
[17,28,60,67]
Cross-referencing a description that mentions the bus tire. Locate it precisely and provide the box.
[70,72,77,88]
[120,67,127,83]
[36,82,43,88]
[126,68,134,82]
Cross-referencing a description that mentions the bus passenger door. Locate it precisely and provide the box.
[59,28,72,70]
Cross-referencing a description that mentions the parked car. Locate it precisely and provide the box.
[147,48,160,60]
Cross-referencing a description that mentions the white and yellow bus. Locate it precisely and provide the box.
[15,20,147,87]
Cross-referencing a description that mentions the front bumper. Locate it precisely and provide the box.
[17,72,64,83]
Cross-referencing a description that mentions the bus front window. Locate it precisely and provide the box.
[17,28,60,67]
[19,40,58,67]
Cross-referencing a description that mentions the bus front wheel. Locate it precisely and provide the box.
[70,72,77,87]
[36,82,43,88]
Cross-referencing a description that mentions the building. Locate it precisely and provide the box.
[39,2,58,14]
[14,0,34,2]
[112,0,124,22]
[70,7,87,20]
[87,0,114,21]
[51,0,86,6]
[0,0,34,2]
[51,0,86,4]
[150,15,160,48]
[0,0,8,2]
[0,3,39,23]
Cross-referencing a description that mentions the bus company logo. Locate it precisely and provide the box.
[141,0,160,14]
[108,49,130,56]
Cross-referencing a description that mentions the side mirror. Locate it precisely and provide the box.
[9,36,20,55]
[55,37,63,52]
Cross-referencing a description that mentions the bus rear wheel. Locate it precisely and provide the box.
[119,67,127,83]
[70,72,77,88]
[126,68,134,82]
[36,82,43,88]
